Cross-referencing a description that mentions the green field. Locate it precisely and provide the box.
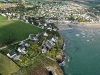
[0,16,43,45]
[0,15,8,21]
[0,53,19,75]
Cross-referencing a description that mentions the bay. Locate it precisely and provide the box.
[59,28,100,75]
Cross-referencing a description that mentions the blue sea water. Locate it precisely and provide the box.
[59,28,100,75]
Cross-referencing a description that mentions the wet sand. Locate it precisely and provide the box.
[57,22,100,30]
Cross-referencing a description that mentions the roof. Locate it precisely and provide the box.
[53,35,58,39]
[46,40,52,47]
[19,46,25,50]
[9,50,16,56]
[42,45,47,49]
[29,34,39,40]
[19,41,26,46]
[1,4,14,9]
[18,46,26,53]
[43,32,48,37]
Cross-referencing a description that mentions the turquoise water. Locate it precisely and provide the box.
[59,28,100,75]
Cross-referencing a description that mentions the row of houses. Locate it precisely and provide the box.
[0,3,16,10]
[7,31,58,59]
[7,41,30,59]
[5,11,59,60]
[41,35,58,53]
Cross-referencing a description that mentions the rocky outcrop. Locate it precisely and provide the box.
[56,54,66,63]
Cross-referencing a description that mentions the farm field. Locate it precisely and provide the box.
[0,53,19,75]
[0,16,43,45]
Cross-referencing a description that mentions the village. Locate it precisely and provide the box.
[0,0,100,75]
[0,1,65,75]
[0,1,100,23]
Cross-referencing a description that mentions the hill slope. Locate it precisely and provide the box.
[0,16,43,45]
[0,53,19,75]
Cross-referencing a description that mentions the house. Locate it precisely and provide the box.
[32,22,34,24]
[53,28,57,31]
[25,20,29,23]
[51,37,56,43]
[41,26,44,29]
[1,13,6,17]
[51,35,58,43]
[39,22,42,26]
[44,23,47,26]
[19,41,30,47]
[18,46,26,54]
[45,40,54,49]
[47,26,52,31]
[53,35,58,40]
[7,50,17,58]
[29,34,39,41]
[41,45,47,53]
[1,3,14,10]
[43,32,48,37]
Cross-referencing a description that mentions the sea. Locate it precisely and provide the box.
[59,27,100,75]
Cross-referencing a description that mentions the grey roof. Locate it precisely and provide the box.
[53,35,57,39]
[9,50,16,56]
[42,45,47,49]
[19,41,27,46]
[29,34,39,40]
[46,40,52,47]
[19,46,25,51]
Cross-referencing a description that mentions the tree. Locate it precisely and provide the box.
[46,48,57,58]
[16,4,25,11]
[50,48,57,58]
[31,44,40,53]
[68,14,75,20]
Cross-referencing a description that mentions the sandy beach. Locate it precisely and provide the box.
[57,22,100,30]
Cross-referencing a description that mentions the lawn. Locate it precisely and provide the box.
[0,53,19,75]
[0,15,8,21]
[0,20,43,45]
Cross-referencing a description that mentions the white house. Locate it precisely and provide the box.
[7,50,17,58]
[25,20,29,23]
[29,34,39,41]
[45,40,55,49]
[19,41,30,47]
[53,28,57,31]
[47,27,52,31]
[44,23,47,26]
[51,37,56,42]
[41,45,47,53]
[43,32,48,37]
[18,46,26,54]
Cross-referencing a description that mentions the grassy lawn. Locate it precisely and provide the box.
[0,20,43,45]
[0,53,19,75]
[0,15,8,21]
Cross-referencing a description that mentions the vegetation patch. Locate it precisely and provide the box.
[0,19,43,45]
[0,15,8,21]
[0,53,19,75]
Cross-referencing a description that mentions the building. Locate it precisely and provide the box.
[0,3,16,10]
[19,41,30,47]
[43,32,48,37]
[18,46,26,54]
[7,50,17,58]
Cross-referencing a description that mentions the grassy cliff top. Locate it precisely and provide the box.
[0,16,43,45]
[0,53,19,75]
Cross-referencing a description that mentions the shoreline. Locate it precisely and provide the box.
[57,22,100,30]
[57,22,100,75]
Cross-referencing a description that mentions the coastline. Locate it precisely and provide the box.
[56,22,100,75]
[58,24,100,75]
[57,22,100,30]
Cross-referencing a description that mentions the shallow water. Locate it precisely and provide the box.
[59,28,100,75]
